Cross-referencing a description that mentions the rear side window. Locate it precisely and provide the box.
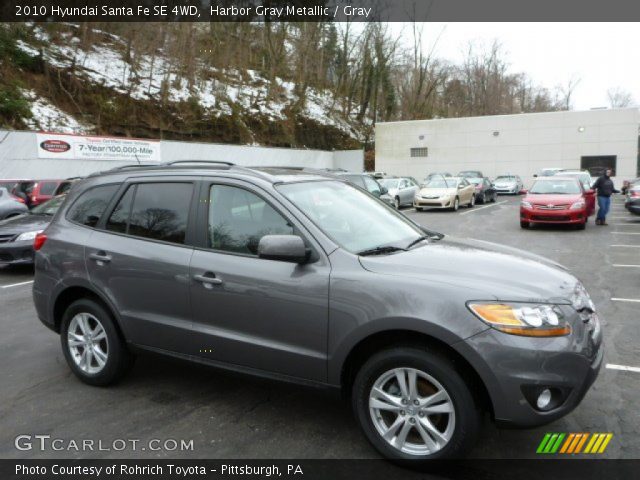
[39,182,58,196]
[67,184,119,227]
[106,186,135,233]
[122,183,192,245]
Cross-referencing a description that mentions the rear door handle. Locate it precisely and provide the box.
[193,273,223,288]
[89,251,111,265]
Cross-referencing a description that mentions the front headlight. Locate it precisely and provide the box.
[570,201,585,210]
[521,200,532,208]
[15,230,43,242]
[570,283,595,312]
[468,302,571,337]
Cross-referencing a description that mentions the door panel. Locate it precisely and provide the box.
[189,182,330,381]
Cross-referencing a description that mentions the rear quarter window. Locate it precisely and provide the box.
[67,184,119,228]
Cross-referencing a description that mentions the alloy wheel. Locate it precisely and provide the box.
[67,313,109,374]
[369,368,456,456]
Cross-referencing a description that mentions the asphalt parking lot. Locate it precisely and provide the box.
[1,194,638,460]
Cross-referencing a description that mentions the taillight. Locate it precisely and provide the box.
[631,190,640,198]
[11,194,25,203]
[33,232,47,251]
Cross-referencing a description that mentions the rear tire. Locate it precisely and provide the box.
[520,221,530,229]
[467,195,475,208]
[352,347,480,461]
[60,298,133,386]
[415,207,423,212]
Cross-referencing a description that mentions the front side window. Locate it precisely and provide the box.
[38,182,58,196]
[278,181,424,254]
[67,184,119,227]
[208,185,294,255]
[124,183,192,244]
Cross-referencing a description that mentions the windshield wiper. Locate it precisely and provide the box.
[357,245,406,256]
[406,235,430,249]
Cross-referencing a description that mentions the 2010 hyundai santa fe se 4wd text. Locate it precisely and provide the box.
[32,161,603,461]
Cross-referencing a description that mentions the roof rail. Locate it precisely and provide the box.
[165,160,235,167]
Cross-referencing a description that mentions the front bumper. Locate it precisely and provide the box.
[521,207,586,224]
[455,308,603,427]
[496,186,518,194]
[0,239,35,265]
[414,196,454,209]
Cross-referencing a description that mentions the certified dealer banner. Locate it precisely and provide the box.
[36,133,161,162]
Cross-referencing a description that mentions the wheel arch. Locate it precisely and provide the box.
[52,283,126,342]
[339,329,494,418]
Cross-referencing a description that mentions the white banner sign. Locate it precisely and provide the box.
[36,133,161,162]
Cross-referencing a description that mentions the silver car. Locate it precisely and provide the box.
[493,175,523,195]
[380,177,420,209]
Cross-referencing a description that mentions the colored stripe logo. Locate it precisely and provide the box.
[537,433,613,454]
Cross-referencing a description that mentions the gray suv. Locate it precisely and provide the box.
[33,161,603,460]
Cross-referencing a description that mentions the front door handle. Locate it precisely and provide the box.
[193,273,223,288]
[89,251,112,265]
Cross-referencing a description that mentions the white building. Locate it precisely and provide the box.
[375,108,640,185]
[0,130,363,179]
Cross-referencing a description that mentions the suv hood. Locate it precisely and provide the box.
[0,213,51,235]
[359,236,578,304]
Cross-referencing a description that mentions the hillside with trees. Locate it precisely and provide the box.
[0,22,572,159]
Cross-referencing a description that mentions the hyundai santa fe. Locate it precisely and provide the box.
[33,161,603,461]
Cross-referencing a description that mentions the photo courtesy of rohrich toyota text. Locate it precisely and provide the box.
[0,1,639,479]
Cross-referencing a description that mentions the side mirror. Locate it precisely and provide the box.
[520,189,528,194]
[380,186,388,195]
[258,235,310,264]
[533,174,538,178]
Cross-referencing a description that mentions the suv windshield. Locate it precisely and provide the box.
[529,179,581,194]
[31,195,66,215]
[277,180,426,254]
[496,176,516,181]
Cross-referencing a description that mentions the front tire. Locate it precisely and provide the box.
[352,347,480,461]
[60,299,133,386]
[467,195,475,208]
[394,197,401,210]
[520,221,530,229]
[451,197,459,211]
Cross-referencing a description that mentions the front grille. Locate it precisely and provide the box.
[0,234,16,243]
[534,204,569,210]
[532,215,570,222]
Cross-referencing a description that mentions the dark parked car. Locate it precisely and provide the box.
[0,195,65,266]
[467,177,497,204]
[0,187,29,220]
[625,183,640,215]
[34,161,602,461]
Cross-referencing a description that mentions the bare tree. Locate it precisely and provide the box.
[556,75,581,110]
[607,87,634,108]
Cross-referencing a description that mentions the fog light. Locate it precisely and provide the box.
[537,389,552,410]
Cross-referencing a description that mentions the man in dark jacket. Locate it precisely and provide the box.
[592,169,620,225]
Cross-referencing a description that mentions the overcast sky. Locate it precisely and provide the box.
[395,22,637,110]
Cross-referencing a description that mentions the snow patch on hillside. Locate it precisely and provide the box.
[15,25,363,140]
[22,90,93,134]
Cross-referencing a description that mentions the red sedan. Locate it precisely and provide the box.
[520,176,592,230]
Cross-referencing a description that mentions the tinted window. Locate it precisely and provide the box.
[343,175,365,188]
[106,186,135,233]
[39,182,58,195]
[363,176,381,195]
[127,183,192,244]
[68,184,119,227]
[208,185,293,255]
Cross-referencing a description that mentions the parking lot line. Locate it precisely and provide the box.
[612,232,640,235]
[613,224,640,227]
[0,280,34,289]
[610,245,640,248]
[606,364,640,373]
[611,298,640,303]
[459,200,508,215]
[612,265,640,268]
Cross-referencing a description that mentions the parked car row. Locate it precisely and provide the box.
[0,178,74,208]
[625,178,640,215]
